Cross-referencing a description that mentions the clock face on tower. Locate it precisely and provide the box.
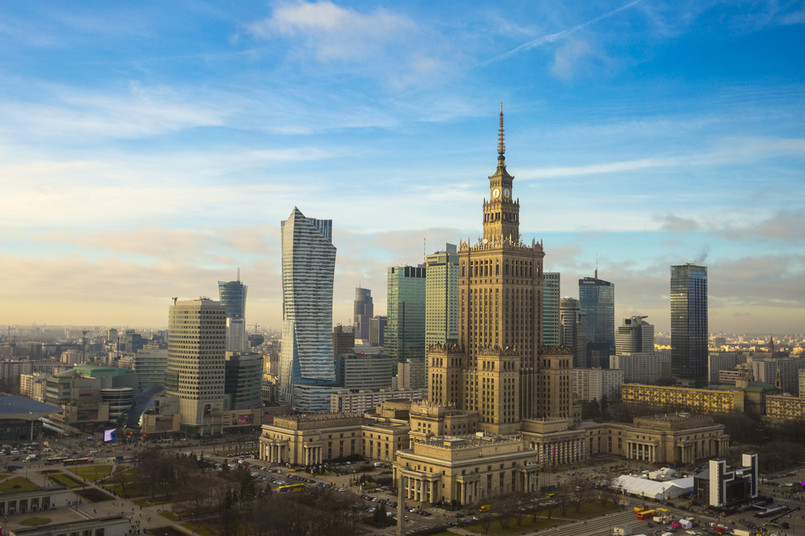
[503,188,511,199]
[492,188,500,199]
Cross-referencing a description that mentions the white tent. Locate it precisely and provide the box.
[611,475,694,500]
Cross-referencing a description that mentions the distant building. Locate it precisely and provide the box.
[368,316,387,347]
[425,244,459,349]
[332,325,355,358]
[610,352,670,384]
[572,368,624,402]
[560,297,585,368]
[335,352,394,390]
[397,359,427,390]
[800,369,805,397]
[671,264,708,385]
[219,277,248,352]
[329,388,425,413]
[746,355,805,395]
[224,352,263,411]
[616,316,654,354]
[353,288,373,341]
[385,265,426,363]
[542,272,561,346]
[579,273,615,369]
[708,352,747,385]
[132,343,167,390]
[279,208,337,409]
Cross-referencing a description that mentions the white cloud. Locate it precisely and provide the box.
[247,1,450,89]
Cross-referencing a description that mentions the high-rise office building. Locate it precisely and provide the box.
[671,264,708,385]
[542,272,561,346]
[279,208,337,409]
[579,274,615,369]
[616,316,654,354]
[385,265,426,363]
[560,297,586,368]
[166,298,227,436]
[425,244,459,349]
[218,276,248,352]
[353,288,373,341]
[224,352,263,411]
[369,316,387,347]
[428,107,573,434]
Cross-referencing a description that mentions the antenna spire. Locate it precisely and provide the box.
[237,267,240,282]
[498,103,505,162]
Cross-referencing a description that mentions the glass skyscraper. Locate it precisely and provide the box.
[279,207,337,409]
[385,265,426,364]
[353,287,373,341]
[671,264,708,385]
[578,274,615,369]
[542,272,561,346]
[425,244,459,349]
[218,277,248,352]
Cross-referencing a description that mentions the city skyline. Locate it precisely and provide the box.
[1,1,803,333]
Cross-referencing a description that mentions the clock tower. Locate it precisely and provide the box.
[483,104,519,244]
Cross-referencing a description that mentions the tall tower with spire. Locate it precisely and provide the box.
[428,106,572,434]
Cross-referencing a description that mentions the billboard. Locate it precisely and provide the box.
[103,428,117,442]
[237,414,252,425]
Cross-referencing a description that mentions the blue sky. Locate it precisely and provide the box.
[0,0,803,334]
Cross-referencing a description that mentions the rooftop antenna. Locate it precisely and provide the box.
[595,254,599,279]
[172,297,178,305]
[424,238,426,263]
[237,267,240,282]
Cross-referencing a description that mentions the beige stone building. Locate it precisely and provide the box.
[428,109,574,435]
[259,411,410,466]
[393,433,539,505]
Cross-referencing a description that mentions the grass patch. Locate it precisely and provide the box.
[147,527,192,536]
[46,473,83,488]
[20,517,51,527]
[182,522,218,536]
[71,465,113,480]
[160,511,180,522]
[134,498,154,507]
[0,476,40,493]
[464,516,566,535]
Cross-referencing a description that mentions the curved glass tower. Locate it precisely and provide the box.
[279,207,337,408]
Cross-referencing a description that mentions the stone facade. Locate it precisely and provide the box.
[393,433,539,505]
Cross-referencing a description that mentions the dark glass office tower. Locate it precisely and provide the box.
[218,278,248,352]
[671,264,708,385]
[353,288,373,340]
[578,274,615,368]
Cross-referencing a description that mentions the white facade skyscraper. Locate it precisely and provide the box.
[425,243,459,349]
[279,207,337,409]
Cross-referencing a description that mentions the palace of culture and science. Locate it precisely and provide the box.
[428,107,574,433]
[259,109,730,505]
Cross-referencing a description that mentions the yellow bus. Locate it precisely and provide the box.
[479,505,491,512]
[278,483,305,493]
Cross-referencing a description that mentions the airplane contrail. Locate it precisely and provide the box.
[486,0,643,64]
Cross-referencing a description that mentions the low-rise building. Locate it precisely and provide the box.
[765,394,805,422]
[329,388,425,413]
[621,384,745,414]
[9,516,129,536]
[572,368,624,402]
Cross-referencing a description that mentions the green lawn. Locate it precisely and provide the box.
[0,476,40,493]
[71,465,113,480]
[47,473,83,488]
[160,511,180,522]
[134,498,155,507]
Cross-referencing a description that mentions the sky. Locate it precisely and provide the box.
[0,1,803,335]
